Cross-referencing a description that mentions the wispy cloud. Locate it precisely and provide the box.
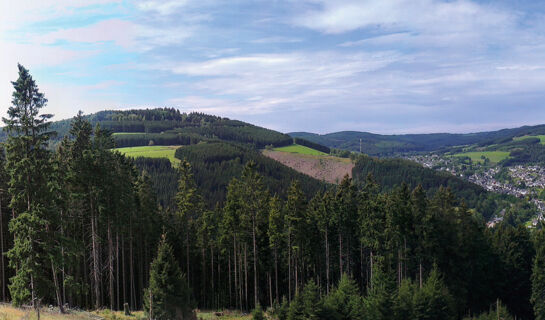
[2,0,545,133]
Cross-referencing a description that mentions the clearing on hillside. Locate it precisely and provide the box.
[114,145,180,164]
[513,135,545,144]
[451,151,510,164]
[273,144,328,156]
[263,150,354,184]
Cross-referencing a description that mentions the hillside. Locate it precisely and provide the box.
[291,124,545,157]
[263,149,354,183]
[11,107,532,219]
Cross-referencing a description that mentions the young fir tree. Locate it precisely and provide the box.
[324,274,365,320]
[144,234,194,320]
[3,64,61,312]
[287,280,325,320]
[412,266,454,320]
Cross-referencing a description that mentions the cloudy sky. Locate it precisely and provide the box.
[1,0,544,134]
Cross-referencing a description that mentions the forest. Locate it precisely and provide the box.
[3,64,545,320]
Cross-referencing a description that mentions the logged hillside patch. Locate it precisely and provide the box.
[263,149,354,184]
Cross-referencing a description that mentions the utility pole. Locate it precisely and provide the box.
[359,138,362,153]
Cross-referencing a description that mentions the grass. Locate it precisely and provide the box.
[513,135,545,144]
[0,304,103,320]
[114,145,180,164]
[112,132,146,136]
[0,305,253,320]
[452,151,510,164]
[273,144,328,156]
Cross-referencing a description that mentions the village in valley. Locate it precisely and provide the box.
[408,154,545,226]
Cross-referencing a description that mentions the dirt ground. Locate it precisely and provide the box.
[263,150,354,184]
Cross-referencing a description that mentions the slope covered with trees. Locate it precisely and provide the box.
[2,65,545,320]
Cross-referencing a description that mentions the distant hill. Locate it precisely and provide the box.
[290,124,545,157]
[1,108,293,150]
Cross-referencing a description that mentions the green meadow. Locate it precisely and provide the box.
[114,145,180,164]
[112,132,145,135]
[452,151,510,164]
[513,135,545,144]
[273,144,328,156]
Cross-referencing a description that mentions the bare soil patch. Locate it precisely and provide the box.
[263,150,354,184]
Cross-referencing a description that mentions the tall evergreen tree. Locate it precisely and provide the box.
[3,64,60,313]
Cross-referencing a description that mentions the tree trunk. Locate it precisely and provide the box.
[31,273,39,320]
[228,250,232,308]
[186,232,190,288]
[274,247,279,303]
[116,231,120,310]
[244,244,248,311]
[288,232,292,302]
[129,219,136,309]
[339,233,343,277]
[90,194,101,309]
[0,196,5,301]
[122,235,127,308]
[325,228,329,295]
[419,260,423,289]
[370,250,373,289]
[51,260,65,313]
[233,236,238,310]
[202,246,206,307]
[268,272,272,308]
[252,216,258,308]
[108,221,114,310]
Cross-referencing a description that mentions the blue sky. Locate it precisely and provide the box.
[1,0,545,134]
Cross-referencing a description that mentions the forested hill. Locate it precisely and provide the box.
[290,124,545,157]
[2,108,294,149]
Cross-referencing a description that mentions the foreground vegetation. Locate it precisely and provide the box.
[3,64,545,320]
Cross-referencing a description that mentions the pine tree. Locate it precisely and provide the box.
[175,160,203,289]
[3,64,60,315]
[144,234,194,320]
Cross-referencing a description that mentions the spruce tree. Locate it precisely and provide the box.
[3,64,60,313]
[144,234,194,320]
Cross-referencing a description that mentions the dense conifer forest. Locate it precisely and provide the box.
[3,65,545,320]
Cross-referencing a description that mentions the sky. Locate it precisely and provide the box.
[1,0,545,134]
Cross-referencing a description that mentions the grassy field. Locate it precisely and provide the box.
[452,151,510,164]
[112,132,145,136]
[0,305,252,320]
[114,145,180,164]
[197,310,252,319]
[513,135,545,144]
[273,144,328,156]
